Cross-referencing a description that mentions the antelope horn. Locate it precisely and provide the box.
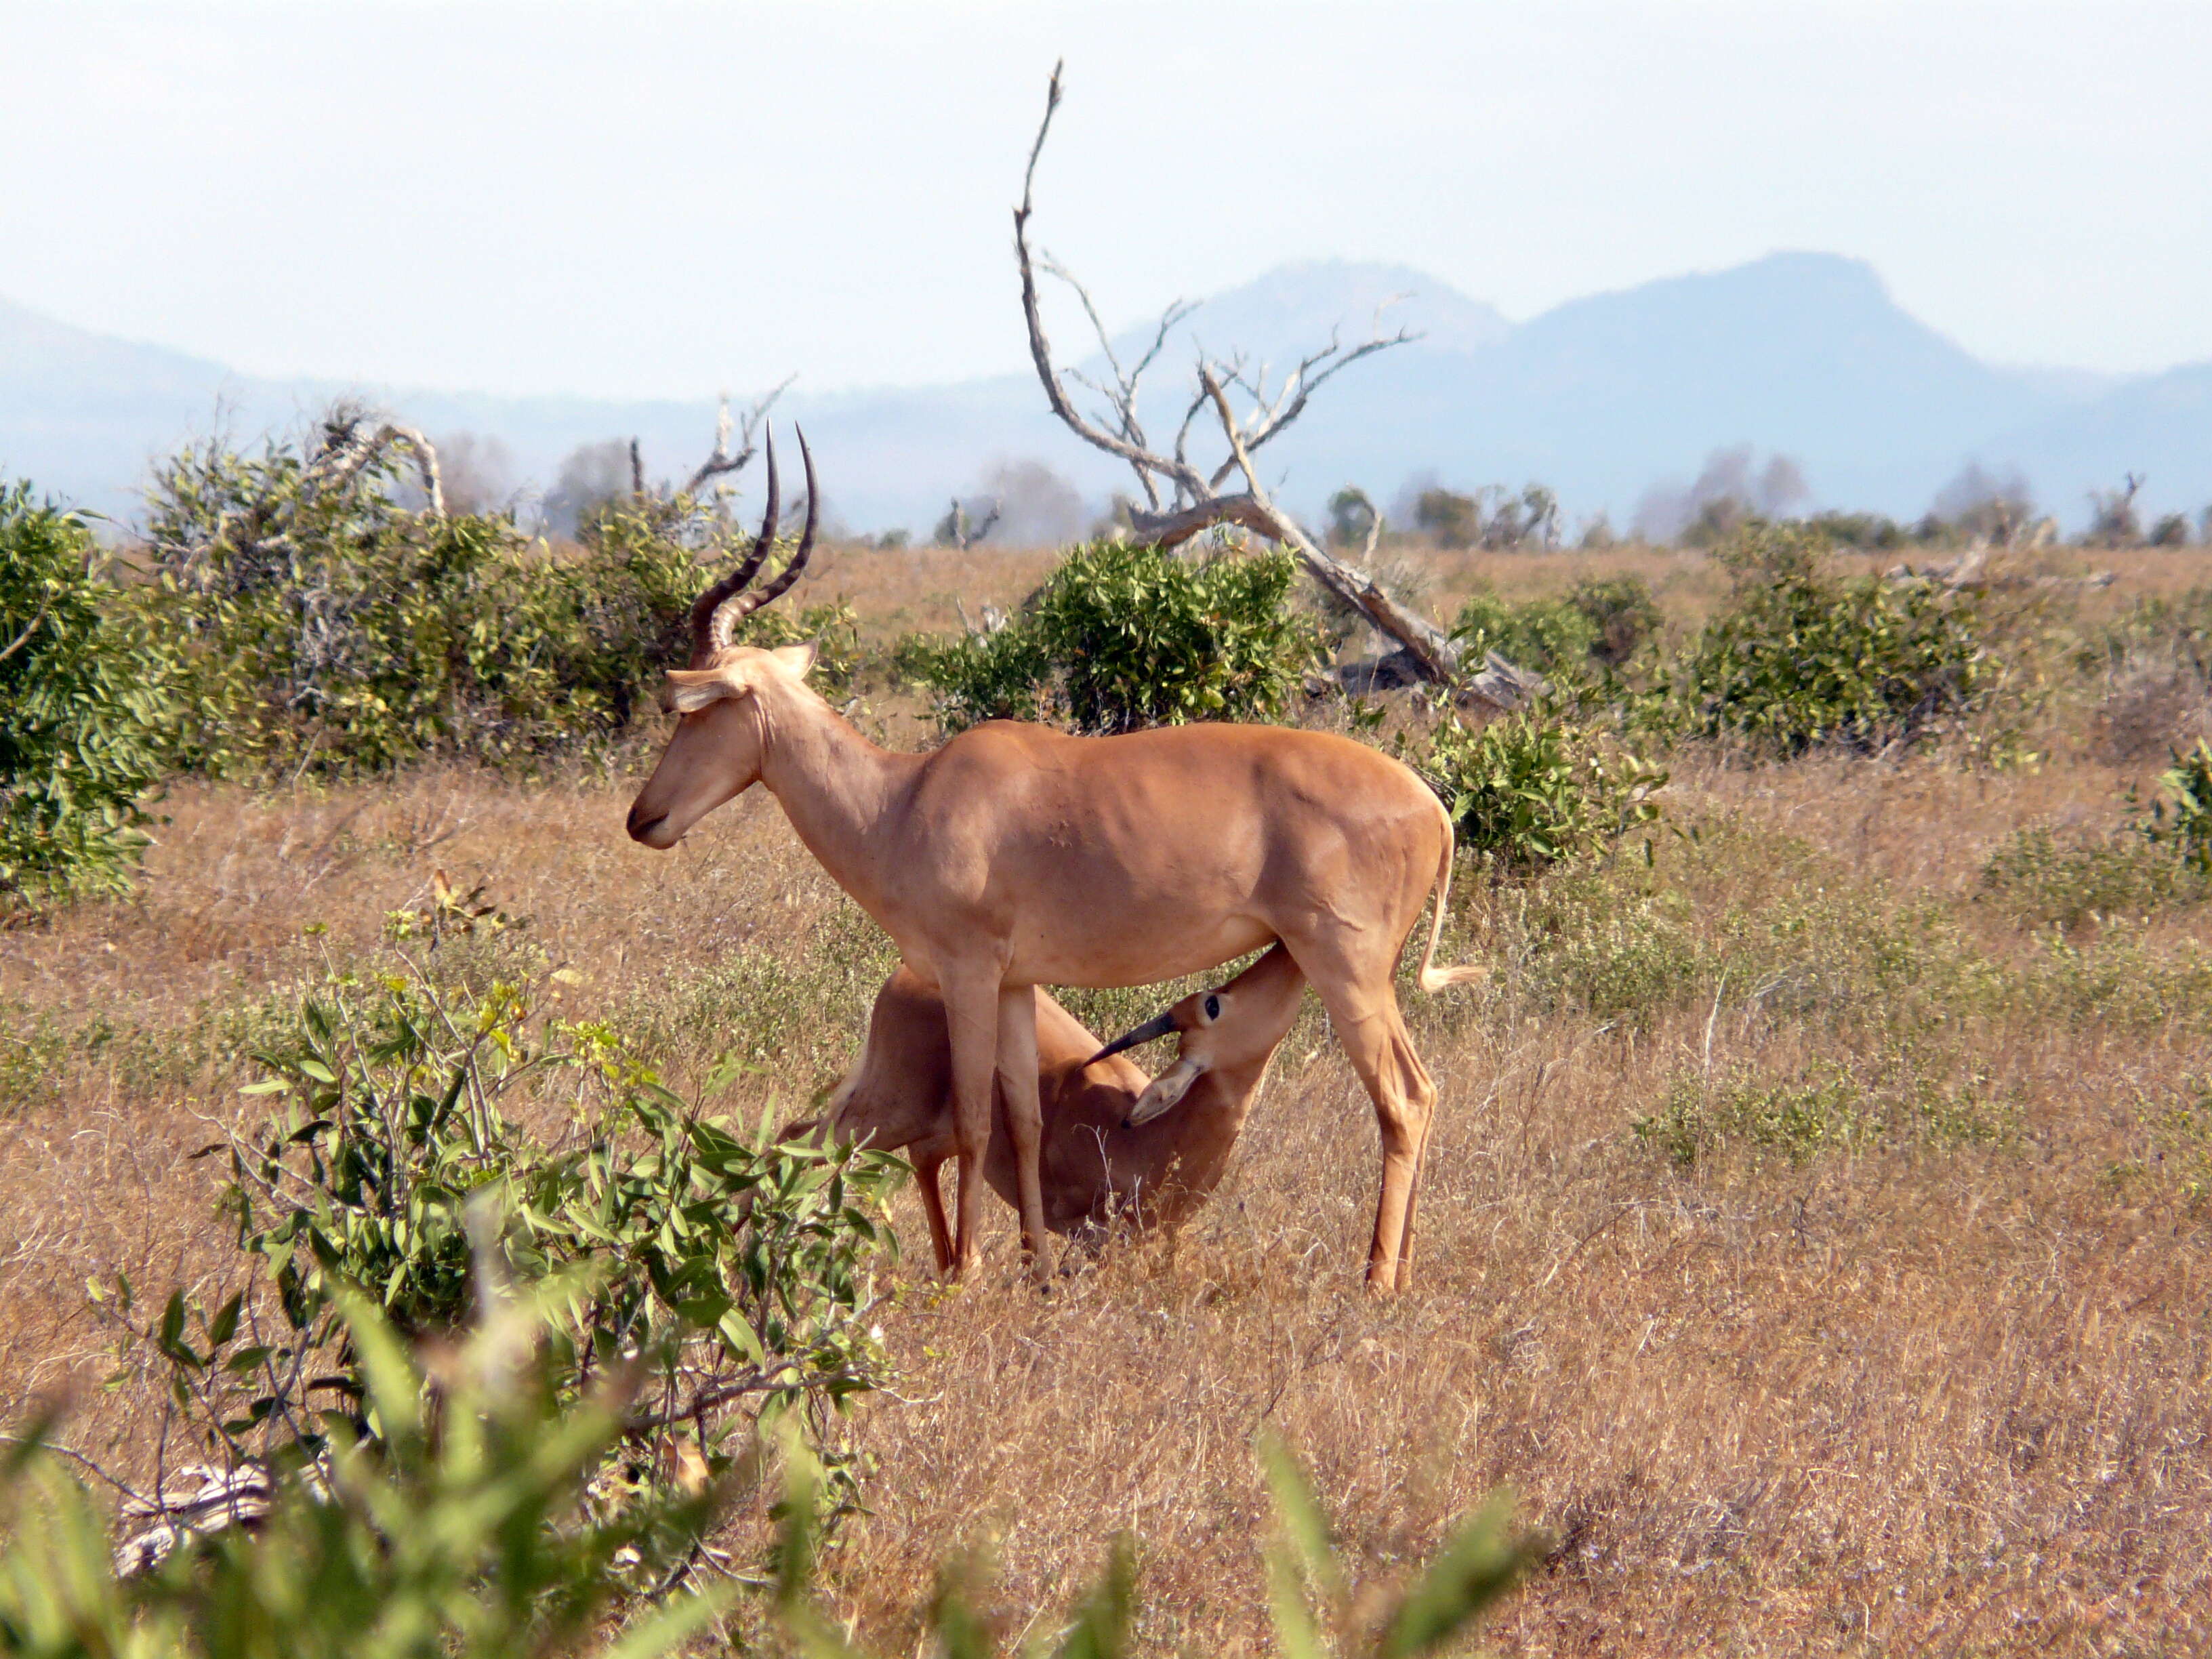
[1087,1008,1177,1066]
[687,428,782,664]
[699,428,819,660]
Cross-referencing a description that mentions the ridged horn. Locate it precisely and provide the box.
[693,428,819,662]
[686,428,781,665]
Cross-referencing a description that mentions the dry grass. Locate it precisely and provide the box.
[4,554,2211,1655]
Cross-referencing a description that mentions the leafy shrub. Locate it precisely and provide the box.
[1980,825,2200,929]
[1635,1053,2013,1170]
[901,540,1324,735]
[1423,710,1666,874]
[0,482,172,910]
[131,417,855,777]
[1450,590,1597,674]
[1568,575,1663,666]
[96,929,900,1528]
[1498,867,1705,1024]
[1803,510,1910,550]
[2087,588,2212,683]
[1635,1065,1872,1168]
[2,1292,727,1659]
[2135,739,2212,874]
[1662,527,1992,755]
[890,621,1057,731]
[3,1328,1534,1659]
[1450,575,1661,675]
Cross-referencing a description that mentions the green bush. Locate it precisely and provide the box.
[2,1292,728,1659]
[3,1330,1534,1659]
[0,482,172,911]
[131,419,855,777]
[1634,1058,2011,1170]
[1662,527,1992,756]
[900,540,1324,735]
[2136,739,2212,874]
[1635,1064,1872,1168]
[1450,590,1597,674]
[1980,825,2201,929]
[890,621,1057,731]
[1450,575,1661,676]
[1567,575,1663,666]
[96,922,901,1529]
[1423,710,1666,874]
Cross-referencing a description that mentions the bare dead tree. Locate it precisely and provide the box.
[682,377,795,497]
[1010,62,1513,697]
[938,496,1003,550]
[306,409,446,520]
[150,404,449,594]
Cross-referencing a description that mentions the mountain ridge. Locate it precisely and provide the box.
[5,253,2204,534]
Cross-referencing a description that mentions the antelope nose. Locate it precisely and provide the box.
[626,803,668,843]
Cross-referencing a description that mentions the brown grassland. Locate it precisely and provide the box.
[3,543,2209,1654]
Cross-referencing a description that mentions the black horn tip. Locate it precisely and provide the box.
[1088,1009,1178,1066]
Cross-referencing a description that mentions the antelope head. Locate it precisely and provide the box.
[1090,945,1307,1126]
[626,430,819,848]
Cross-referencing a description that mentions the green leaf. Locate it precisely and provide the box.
[1260,1431,1348,1609]
[208,1290,243,1347]
[718,1309,766,1366]
[1374,1492,1531,1659]
[1049,1535,1135,1659]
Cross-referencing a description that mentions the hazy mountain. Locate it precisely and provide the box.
[5,255,2204,535]
[1102,259,1511,367]
[1987,364,2212,529]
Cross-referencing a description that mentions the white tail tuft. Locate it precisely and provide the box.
[1415,807,1487,994]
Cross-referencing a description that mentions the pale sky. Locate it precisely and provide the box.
[5,1,2209,401]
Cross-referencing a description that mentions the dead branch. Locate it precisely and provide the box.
[0,598,52,667]
[1886,540,2115,593]
[1008,64,1490,690]
[1194,366,1475,688]
[1014,63,1205,508]
[307,413,445,520]
[115,1462,276,1577]
[682,377,794,497]
[940,497,1002,550]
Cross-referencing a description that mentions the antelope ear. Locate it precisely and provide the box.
[665,664,754,714]
[1125,1058,1206,1126]
[770,640,819,678]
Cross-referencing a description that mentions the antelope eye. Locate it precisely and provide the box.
[1203,994,1221,1021]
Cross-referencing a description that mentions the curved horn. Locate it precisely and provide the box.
[1087,1007,1178,1067]
[687,428,782,665]
[706,428,819,657]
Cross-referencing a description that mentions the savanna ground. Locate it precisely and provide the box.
[3,542,2209,1655]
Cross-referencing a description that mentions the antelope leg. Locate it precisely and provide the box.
[994,983,1052,1281]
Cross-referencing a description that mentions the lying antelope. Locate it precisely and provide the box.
[627,434,1481,1290]
[804,944,1307,1267]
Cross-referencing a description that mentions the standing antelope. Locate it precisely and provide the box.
[809,944,1308,1265]
[626,434,1481,1290]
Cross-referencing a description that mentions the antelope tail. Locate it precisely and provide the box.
[1416,809,1488,993]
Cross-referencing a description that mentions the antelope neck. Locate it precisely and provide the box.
[750,676,919,919]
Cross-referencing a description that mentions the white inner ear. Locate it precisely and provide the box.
[1128,1058,1206,1125]
[669,678,741,714]
[771,640,820,678]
